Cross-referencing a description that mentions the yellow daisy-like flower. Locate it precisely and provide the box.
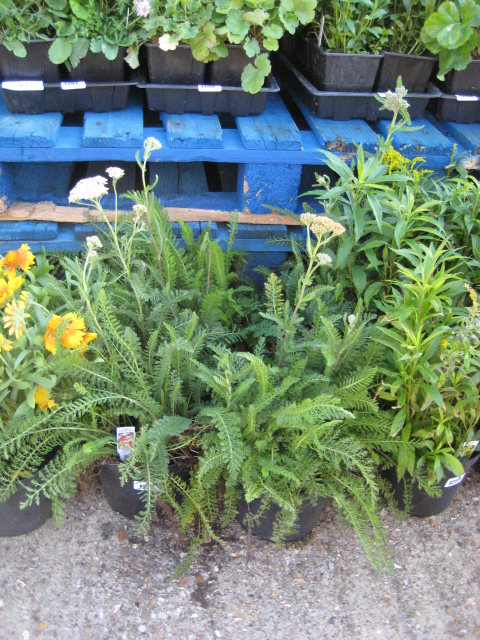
[3,300,30,339]
[0,333,12,351]
[43,312,86,355]
[34,385,56,411]
[82,332,97,346]
[0,244,35,277]
[0,274,23,306]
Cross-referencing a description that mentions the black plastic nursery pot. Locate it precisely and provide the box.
[0,470,53,537]
[210,45,257,88]
[99,462,148,519]
[0,39,60,83]
[67,48,126,83]
[441,61,480,96]
[307,41,383,93]
[384,453,480,518]
[429,86,480,123]
[146,43,205,85]
[376,51,437,93]
[237,494,327,542]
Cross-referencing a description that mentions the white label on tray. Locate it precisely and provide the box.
[60,81,87,91]
[445,474,465,488]
[459,440,479,459]
[1,80,44,92]
[133,481,147,491]
[116,426,135,462]
[377,92,387,97]
[198,84,222,92]
[456,94,479,102]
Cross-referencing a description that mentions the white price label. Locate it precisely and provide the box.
[456,94,479,102]
[60,81,87,91]
[198,84,222,92]
[2,80,44,92]
[444,473,465,488]
[133,481,147,491]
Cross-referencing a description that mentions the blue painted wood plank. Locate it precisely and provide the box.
[442,121,480,155]
[238,163,302,214]
[200,221,218,238]
[11,162,74,201]
[164,113,223,149]
[0,99,63,148]
[236,94,302,151]
[0,221,58,241]
[152,162,208,196]
[82,94,144,148]
[0,224,81,253]
[235,224,288,239]
[377,118,455,156]
[0,162,15,210]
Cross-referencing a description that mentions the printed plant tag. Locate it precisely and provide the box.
[133,481,147,491]
[198,84,222,92]
[459,440,479,459]
[116,426,135,461]
[2,80,44,92]
[456,94,479,101]
[60,81,87,91]
[444,473,465,488]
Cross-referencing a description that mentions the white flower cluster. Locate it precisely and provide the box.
[347,314,356,325]
[106,167,125,180]
[144,136,162,153]
[132,203,147,221]
[310,216,345,238]
[68,176,108,203]
[86,235,102,258]
[383,85,409,113]
[299,212,317,226]
[316,253,332,266]
[136,0,151,17]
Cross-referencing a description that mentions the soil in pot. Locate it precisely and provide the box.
[146,43,205,85]
[210,45,254,88]
[237,494,327,542]
[376,51,436,93]
[0,40,60,83]
[307,42,382,92]
[67,48,126,82]
[384,453,480,517]
[0,469,53,537]
[441,61,480,96]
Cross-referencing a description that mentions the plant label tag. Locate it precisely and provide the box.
[133,481,147,491]
[198,84,222,92]
[444,473,465,488]
[116,426,135,462]
[1,80,44,92]
[459,440,479,459]
[60,81,87,91]
[456,95,479,101]
[377,92,387,97]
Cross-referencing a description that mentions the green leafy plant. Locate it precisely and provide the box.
[383,0,436,55]
[421,0,480,79]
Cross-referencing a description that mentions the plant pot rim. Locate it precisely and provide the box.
[309,42,383,58]
[382,50,437,61]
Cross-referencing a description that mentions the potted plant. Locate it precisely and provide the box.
[421,0,480,94]
[376,0,437,92]
[377,244,480,516]
[300,0,391,92]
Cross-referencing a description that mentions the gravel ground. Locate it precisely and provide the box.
[0,465,479,640]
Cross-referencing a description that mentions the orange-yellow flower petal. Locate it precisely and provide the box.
[82,332,97,346]
[3,300,29,339]
[34,386,56,411]
[0,333,12,352]
[43,312,87,354]
[0,244,35,277]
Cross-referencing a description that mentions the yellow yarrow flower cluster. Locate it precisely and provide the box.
[383,146,432,182]
[43,312,97,355]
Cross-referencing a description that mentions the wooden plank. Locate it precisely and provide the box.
[82,93,144,148]
[0,99,63,148]
[164,113,223,149]
[11,162,74,201]
[152,162,208,196]
[377,117,455,156]
[443,121,480,155]
[236,94,302,151]
[4,201,302,225]
[0,221,58,241]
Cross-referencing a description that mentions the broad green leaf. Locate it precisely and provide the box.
[461,0,480,27]
[335,236,354,269]
[241,53,271,93]
[244,37,260,57]
[70,0,91,20]
[69,38,89,68]
[391,406,407,436]
[244,9,269,25]
[352,265,367,292]
[442,452,465,477]
[6,40,26,58]
[101,42,119,61]
[281,0,316,24]
[364,281,382,307]
[48,37,72,64]
[45,0,67,9]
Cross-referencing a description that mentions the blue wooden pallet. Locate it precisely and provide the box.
[1,88,480,256]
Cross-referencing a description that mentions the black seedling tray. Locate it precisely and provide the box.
[138,74,280,116]
[274,52,439,121]
[1,78,136,114]
[428,86,480,123]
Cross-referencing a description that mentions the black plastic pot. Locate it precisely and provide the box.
[385,453,480,518]
[210,45,255,88]
[237,494,327,542]
[99,462,147,519]
[139,74,280,116]
[0,470,52,537]
[307,41,382,92]
[146,43,205,85]
[376,51,437,93]
[0,40,60,83]
[429,86,480,123]
[67,48,126,83]
[441,61,480,96]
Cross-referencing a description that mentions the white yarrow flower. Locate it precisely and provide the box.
[68,176,108,203]
[158,34,177,51]
[106,167,125,180]
[86,236,102,251]
[316,253,332,265]
[348,314,356,325]
[144,136,162,152]
[136,0,151,17]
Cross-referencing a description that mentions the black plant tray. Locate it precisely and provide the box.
[1,78,136,114]
[429,86,480,123]
[274,52,439,121]
[138,74,280,116]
